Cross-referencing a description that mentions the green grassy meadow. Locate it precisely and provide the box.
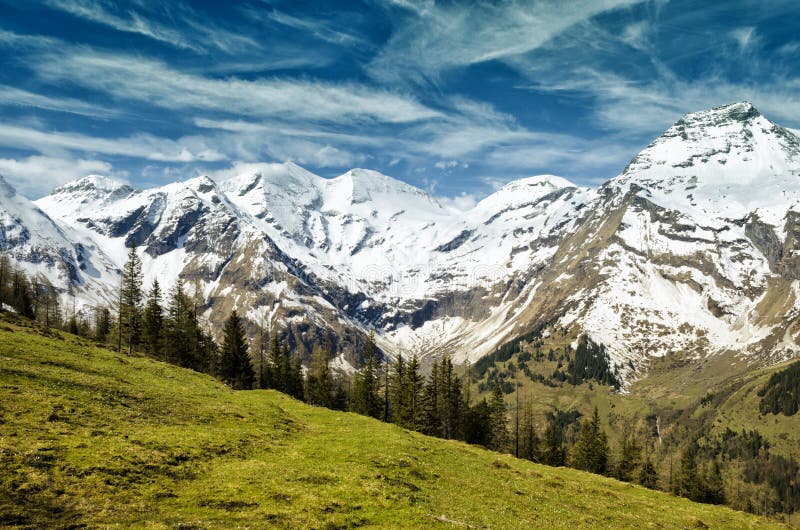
[0,315,788,529]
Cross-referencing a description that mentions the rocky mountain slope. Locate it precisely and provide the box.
[1,101,798,382]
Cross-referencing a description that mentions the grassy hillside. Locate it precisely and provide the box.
[0,315,786,529]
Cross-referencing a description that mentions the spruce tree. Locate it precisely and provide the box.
[390,354,408,426]
[306,346,333,407]
[95,306,111,342]
[219,310,254,390]
[351,332,381,418]
[265,336,282,391]
[638,454,659,489]
[0,253,9,307]
[542,416,566,466]
[142,279,164,357]
[119,247,143,355]
[487,385,510,452]
[615,435,641,482]
[423,359,442,437]
[164,279,200,369]
[570,406,609,475]
[11,270,34,318]
[406,355,425,430]
[519,401,540,462]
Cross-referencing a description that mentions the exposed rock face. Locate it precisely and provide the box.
[0,102,797,383]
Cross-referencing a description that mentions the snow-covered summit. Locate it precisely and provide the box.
[611,102,800,226]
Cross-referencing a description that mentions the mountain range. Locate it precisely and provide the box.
[2,101,799,384]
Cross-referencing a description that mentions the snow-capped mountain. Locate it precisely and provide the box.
[0,174,118,300]
[2,101,798,382]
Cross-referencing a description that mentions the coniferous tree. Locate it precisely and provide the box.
[673,444,702,501]
[219,310,254,390]
[265,335,282,391]
[463,398,492,446]
[0,253,9,307]
[570,406,609,475]
[519,401,540,462]
[390,354,408,426]
[306,346,334,407]
[119,247,143,355]
[164,279,200,369]
[142,279,164,357]
[638,454,659,489]
[351,332,381,418]
[423,359,442,437]
[405,355,425,430]
[95,306,111,342]
[10,269,34,318]
[615,435,642,482]
[487,385,510,452]
[440,356,464,439]
[541,415,566,466]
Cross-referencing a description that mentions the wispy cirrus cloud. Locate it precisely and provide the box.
[368,0,642,83]
[32,49,440,124]
[0,85,117,118]
[44,0,260,54]
[0,123,225,163]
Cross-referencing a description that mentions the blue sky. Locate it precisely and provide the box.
[0,0,798,203]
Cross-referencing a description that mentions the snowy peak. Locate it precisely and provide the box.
[52,175,134,197]
[41,175,136,217]
[499,174,576,194]
[624,102,799,177]
[680,101,761,127]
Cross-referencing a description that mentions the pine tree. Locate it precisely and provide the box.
[704,459,725,504]
[638,454,659,489]
[406,355,425,430]
[306,346,333,407]
[439,356,464,439]
[570,406,609,475]
[0,253,9,307]
[219,310,254,390]
[541,415,566,466]
[142,279,164,357]
[164,279,200,369]
[118,247,143,355]
[265,335,282,391]
[351,332,381,418]
[673,445,701,501]
[423,359,442,437]
[519,401,540,462]
[487,385,510,452]
[390,354,408,426]
[615,435,641,482]
[95,306,111,342]
[10,270,34,318]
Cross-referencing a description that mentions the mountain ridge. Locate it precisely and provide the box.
[1,101,798,384]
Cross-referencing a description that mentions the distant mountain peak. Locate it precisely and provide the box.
[53,175,132,195]
[501,174,576,192]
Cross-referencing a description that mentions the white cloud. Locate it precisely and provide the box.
[33,51,441,125]
[437,192,478,212]
[368,0,641,82]
[44,0,260,54]
[0,85,116,118]
[0,155,123,197]
[0,123,226,162]
[730,27,758,52]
